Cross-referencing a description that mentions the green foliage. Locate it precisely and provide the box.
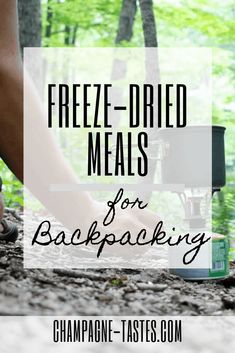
[212,186,235,260]
[0,160,23,208]
[109,277,126,287]
[41,0,123,47]
[41,0,145,47]
[156,0,235,45]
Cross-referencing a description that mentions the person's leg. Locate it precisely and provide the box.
[0,0,23,180]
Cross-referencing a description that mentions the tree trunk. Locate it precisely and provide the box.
[139,0,158,47]
[116,0,137,44]
[45,0,53,40]
[64,25,71,45]
[111,0,137,140]
[18,0,41,51]
[137,0,159,202]
[109,0,137,159]
[71,25,78,46]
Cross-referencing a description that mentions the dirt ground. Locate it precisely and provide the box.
[0,211,235,316]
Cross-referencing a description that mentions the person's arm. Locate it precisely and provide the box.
[0,0,95,229]
[0,0,158,240]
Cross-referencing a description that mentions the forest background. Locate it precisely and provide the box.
[1,0,234,257]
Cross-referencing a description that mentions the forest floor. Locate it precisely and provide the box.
[0,211,235,316]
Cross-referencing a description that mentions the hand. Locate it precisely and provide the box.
[89,200,161,258]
